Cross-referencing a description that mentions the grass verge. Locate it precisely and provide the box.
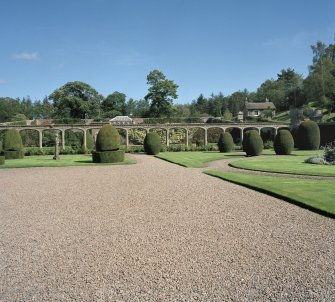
[0,154,133,169]
[204,170,335,217]
[155,151,242,168]
[230,151,334,177]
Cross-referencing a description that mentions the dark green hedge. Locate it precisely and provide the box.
[296,120,320,150]
[218,132,234,153]
[0,156,5,165]
[96,125,120,151]
[274,129,294,155]
[242,130,263,156]
[3,128,23,151]
[92,150,124,163]
[144,132,161,155]
[4,150,24,159]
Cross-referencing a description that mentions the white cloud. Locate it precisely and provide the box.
[12,51,39,60]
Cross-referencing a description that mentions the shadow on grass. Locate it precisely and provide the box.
[74,160,93,163]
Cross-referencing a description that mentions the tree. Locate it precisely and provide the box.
[49,81,103,119]
[33,97,54,119]
[0,97,21,122]
[305,40,335,112]
[144,70,178,118]
[102,91,126,117]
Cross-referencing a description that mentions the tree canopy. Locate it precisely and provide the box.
[144,70,178,117]
[49,81,103,119]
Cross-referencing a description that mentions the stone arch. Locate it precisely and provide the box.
[225,127,243,144]
[87,128,101,143]
[168,127,187,145]
[207,127,224,144]
[19,128,40,147]
[149,128,168,145]
[260,127,276,142]
[128,127,148,145]
[188,127,206,146]
[42,128,62,147]
[116,127,128,146]
[64,128,84,149]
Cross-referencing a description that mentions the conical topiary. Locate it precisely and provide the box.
[86,130,95,150]
[242,130,263,156]
[144,132,161,155]
[274,129,294,155]
[295,120,320,150]
[3,128,24,159]
[218,132,234,153]
[92,125,124,163]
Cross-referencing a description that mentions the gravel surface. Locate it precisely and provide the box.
[0,154,334,301]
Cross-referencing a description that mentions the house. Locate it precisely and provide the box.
[109,116,133,125]
[243,100,276,119]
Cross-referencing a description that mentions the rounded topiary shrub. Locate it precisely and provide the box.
[218,132,234,153]
[274,129,294,155]
[92,150,124,163]
[3,128,24,159]
[144,132,161,155]
[92,125,124,163]
[96,125,120,151]
[242,130,263,156]
[296,120,320,150]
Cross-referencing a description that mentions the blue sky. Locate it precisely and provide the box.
[1,0,334,104]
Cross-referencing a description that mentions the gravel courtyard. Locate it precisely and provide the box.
[0,154,334,301]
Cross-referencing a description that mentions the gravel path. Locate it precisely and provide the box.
[0,154,334,301]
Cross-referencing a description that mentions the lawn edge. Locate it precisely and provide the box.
[228,162,335,177]
[204,170,335,219]
[154,155,189,167]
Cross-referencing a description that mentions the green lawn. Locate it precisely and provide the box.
[230,151,335,177]
[155,151,242,168]
[0,154,133,169]
[205,170,335,216]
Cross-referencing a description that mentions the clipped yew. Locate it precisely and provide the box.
[144,132,161,155]
[274,129,294,155]
[92,125,124,163]
[3,128,24,159]
[242,130,263,156]
[295,120,320,150]
[218,132,234,153]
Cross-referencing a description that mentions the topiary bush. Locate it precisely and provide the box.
[92,125,124,163]
[3,128,24,159]
[295,120,320,150]
[86,130,95,150]
[218,132,234,153]
[144,132,161,155]
[274,129,294,155]
[95,125,120,151]
[92,150,124,163]
[242,130,263,156]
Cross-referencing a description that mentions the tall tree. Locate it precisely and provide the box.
[305,39,335,111]
[102,91,126,117]
[144,70,178,118]
[0,97,21,122]
[49,81,103,119]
